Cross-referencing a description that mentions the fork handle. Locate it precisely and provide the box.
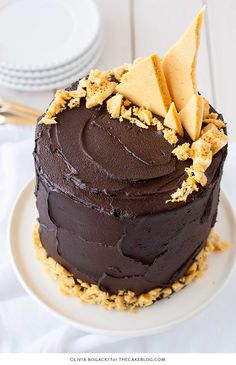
[0,114,36,125]
[0,98,41,118]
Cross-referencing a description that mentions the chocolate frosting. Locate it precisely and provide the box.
[34,88,227,295]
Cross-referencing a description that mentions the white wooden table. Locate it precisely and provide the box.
[0,0,234,139]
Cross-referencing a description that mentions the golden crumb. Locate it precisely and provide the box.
[133,106,153,126]
[208,112,218,119]
[163,128,178,145]
[80,69,118,108]
[64,86,86,110]
[105,94,168,133]
[192,167,207,186]
[86,80,117,108]
[33,224,229,312]
[130,117,149,129]
[107,93,123,118]
[123,99,132,107]
[149,116,158,127]
[172,142,192,160]
[38,116,57,125]
[207,230,230,251]
[68,97,81,109]
[44,89,70,119]
[191,138,212,171]
[38,85,87,125]
[88,69,108,85]
[108,64,131,82]
[156,119,164,131]
[137,293,154,307]
[170,119,227,203]
[203,118,226,129]
[79,78,87,88]
[201,123,228,155]
[76,84,87,97]
[172,282,184,292]
[167,166,199,203]
[55,89,72,100]
[120,105,132,120]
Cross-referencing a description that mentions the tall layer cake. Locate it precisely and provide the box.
[34,7,228,310]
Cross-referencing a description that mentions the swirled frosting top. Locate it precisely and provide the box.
[35,87,225,218]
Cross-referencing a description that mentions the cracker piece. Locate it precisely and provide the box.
[107,94,123,118]
[109,64,131,82]
[203,98,210,119]
[86,81,117,108]
[164,102,184,136]
[191,138,212,171]
[179,94,203,141]
[38,116,57,125]
[163,128,178,145]
[156,119,164,131]
[167,166,199,203]
[116,54,172,117]
[172,142,192,160]
[203,118,226,129]
[162,7,205,110]
[133,106,153,125]
[201,123,228,155]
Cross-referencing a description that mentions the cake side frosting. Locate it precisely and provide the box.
[34,93,227,294]
[34,6,229,298]
[33,224,229,311]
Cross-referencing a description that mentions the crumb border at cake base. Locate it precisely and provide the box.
[33,224,229,312]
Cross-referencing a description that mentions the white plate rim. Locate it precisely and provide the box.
[0,31,103,79]
[8,178,236,337]
[0,0,101,71]
[0,33,103,84]
[0,39,104,91]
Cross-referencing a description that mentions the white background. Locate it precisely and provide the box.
[0,0,236,353]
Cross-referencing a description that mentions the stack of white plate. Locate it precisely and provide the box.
[0,0,103,91]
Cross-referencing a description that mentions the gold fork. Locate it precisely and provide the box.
[0,97,42,125]
[0,114,37,126]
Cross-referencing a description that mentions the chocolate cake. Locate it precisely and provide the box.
[33,7,229,310]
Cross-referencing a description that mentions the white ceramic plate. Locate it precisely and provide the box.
[0,33,103,86]
[0,31,104,79]
[0,39,103,91]
[8,178,236,337]
[0,0,100,70]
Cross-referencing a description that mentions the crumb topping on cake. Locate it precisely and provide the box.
[166,166,199,203]
[106,93,123,118]
[37,5,228,204]
[162,128,178,145]
[201,123,228,155]
[84,71,117,109]
[172,142,192,160]
[38,87,86,125]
